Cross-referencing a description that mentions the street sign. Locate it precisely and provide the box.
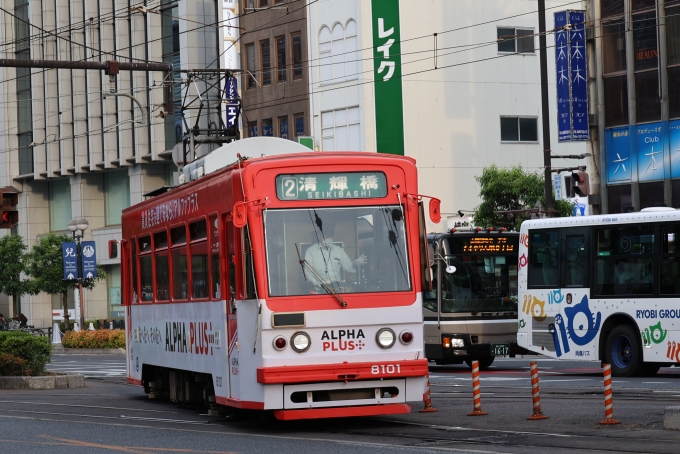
[62,242,79,280]
[81,241,97,279]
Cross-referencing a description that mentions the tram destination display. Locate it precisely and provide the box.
[276,172,387,200]
[448,236,518,254]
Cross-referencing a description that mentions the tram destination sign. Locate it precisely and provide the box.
[276,172,387,200]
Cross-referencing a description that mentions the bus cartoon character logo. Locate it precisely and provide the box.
[642,322,667,346]
[552,295,601,357]
[520,233,529,248]
[521,294,547,322]
[548,289,564,304]
[518,253,528,270]
[667,341,680,361]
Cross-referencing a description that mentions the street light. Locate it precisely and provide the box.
[68,218,89,330]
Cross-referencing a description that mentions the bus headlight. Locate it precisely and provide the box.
[376,328,396,349]
[290,332,311,353]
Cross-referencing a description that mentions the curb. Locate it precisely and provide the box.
[52,346,126,355]
[0,373,85,390]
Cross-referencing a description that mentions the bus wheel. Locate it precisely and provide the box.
[465,357,494,370]
[604,325,644,377]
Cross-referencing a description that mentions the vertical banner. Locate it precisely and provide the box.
[372,0,405,155]
[81,241,97,279]
[62,242,79,280]
[224,75,240,129]
[554,10,589,142]
[554,12,571,141]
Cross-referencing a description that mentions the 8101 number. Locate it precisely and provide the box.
[371,364,401,374]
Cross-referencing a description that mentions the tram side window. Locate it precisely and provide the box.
[190,219,209,299]
[138,236,153,302]
[131,238,138,303]
[594,226,654,296]
[171,224,188,300]
[661,225,680,295]
[527,230,559,288]
[154,230,170,301]
[243,226,257,299]
[209,214,222,300]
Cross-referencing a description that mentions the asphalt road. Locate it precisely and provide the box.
[4,354,679,453]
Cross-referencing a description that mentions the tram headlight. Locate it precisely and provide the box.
[290,332,311,353]
[399,330,413,345]
[376,328,396,349]
[273,336,287,351]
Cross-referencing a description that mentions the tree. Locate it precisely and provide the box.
[25,232,105,329]
[473,165,574,231]
[0,234,30,315]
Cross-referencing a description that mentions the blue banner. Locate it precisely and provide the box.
[554,12,571,141]
[62,242,79,280]
[637,122,664,182]
[569,11,589,140]
[605,127,631,184]
[81,241,97,279]
[554,10,589,142]
[671,120,680,179]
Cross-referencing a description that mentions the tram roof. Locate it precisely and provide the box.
[520,208,680,230]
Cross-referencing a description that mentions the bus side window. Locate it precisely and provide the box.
[563,230,588,287]
[226,219,236,310]
[661,225,680,295]
[527,230,560,288]
[209,214,222,300]
[131,238,138,303]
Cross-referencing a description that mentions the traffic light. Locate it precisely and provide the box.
[571,170,590,197]
[0,188,18,229]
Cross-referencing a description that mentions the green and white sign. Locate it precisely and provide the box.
[276,172,387,200]
[372,0,405,156]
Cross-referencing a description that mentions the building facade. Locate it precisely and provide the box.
[237,0,310,141]
[304,0,590,230]
[0,0,224,326]
[592,0,680,212]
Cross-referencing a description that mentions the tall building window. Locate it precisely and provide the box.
[604,75,629,126]
[248,121,258,137]
[497,27,534,54]
[667,6,680,119]
[15,0,33,175]
[245,44,256,89]
[261,39,271,85]
[162,0,181,149]
[321,107,361,151]
[48,179,72,231]
[318,21,358,84]
[292,32,303,79]
[276,36,286,82]
[261,119,273,136]
[602,20,627,74]
[105,171,131,225]
[601,0,624,18]
[633,11,660,122]
[294,113,305,138]
[278,116,289,139]
[500,116,538,142]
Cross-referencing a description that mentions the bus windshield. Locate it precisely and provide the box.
[264,206,411,296]
[440,255,518,313]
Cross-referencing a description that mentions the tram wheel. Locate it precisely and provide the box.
[465,357,494,370]
[604,325,645,377]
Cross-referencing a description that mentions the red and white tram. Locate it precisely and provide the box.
[119,139,439,420]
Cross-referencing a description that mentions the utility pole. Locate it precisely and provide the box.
[538,0,554,213]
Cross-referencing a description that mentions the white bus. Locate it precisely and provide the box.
[516,208,680,377]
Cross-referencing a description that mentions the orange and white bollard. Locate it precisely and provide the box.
[527,361,548,420]
[468,360,488,416]
[419,372,438,413]
[599,363,620,425]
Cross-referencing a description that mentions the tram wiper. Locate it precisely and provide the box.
[295,243,348,308]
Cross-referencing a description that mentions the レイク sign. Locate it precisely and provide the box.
[276,172,387,200]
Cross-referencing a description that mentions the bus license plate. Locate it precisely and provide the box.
[491,344,509,356]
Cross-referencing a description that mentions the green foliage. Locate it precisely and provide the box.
[473,165,574,231]
[25,232,106,296]
[62,330,125,349]
[0,331,52,376]
[0,234,29,299]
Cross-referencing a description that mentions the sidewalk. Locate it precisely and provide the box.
[51,345,126,355]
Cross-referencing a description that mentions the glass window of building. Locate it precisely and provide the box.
[261,39,271,85]
[500,117,538,142]
[261,118,273,136]
[248,121,258,137]
[107,264,123,318]
[497,27,534,54]
[294,113,305,137]
[48,179,72,231]
[631,10,660,121]
[321,107,360,151]
[669,67,680,119]
[633,12,659,71]
[635,70,661,123]
[639,181,665,209]
[15,0,33,175]
[319,27,332,83]
[278,116,289,139]
[276,36,286,82]
[668,6,680,119]
[601,0,624,18]
[292,32,303,79]
[602,20,627,74]
[245,43,256,88]
[608,184,633,213]
[161,1,181,149]
[604,75,629,126]
[105,171,130,225]
[632,0,656,11]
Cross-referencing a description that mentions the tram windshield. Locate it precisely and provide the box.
[264,206,411,296]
